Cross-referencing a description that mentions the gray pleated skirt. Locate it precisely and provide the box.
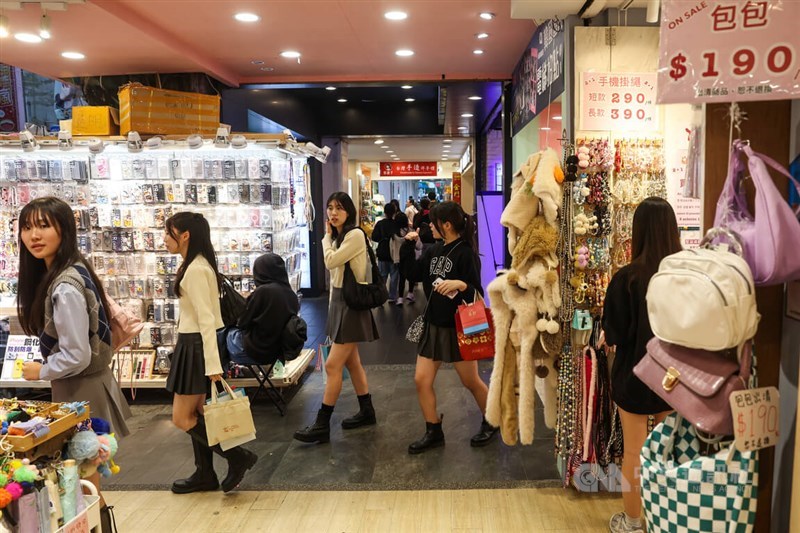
[166,333,209,395]
[325,287,379,344]
[51,368,132,437]
[417,322,463,363]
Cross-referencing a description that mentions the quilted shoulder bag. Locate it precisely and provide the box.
[633,338,751,435]
[714,139,800,286]
[342,229,388,311]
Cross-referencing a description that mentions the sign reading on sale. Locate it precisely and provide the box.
[658,0,800,104]
[580,72,658,132]
[729,386,780,452]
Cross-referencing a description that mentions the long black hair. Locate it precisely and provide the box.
[630,197,682,276]
[430,201,477,250]
[17,197,110,336]
[166,211,221,297]
[327,192,358,246]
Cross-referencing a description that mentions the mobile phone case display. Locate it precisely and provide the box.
[0,143,308,372]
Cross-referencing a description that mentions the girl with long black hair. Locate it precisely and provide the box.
[294,192,379,444]
[17,196,131,529]
[164,212,256,494]
[603,197,681,533]
[403,201,498,453]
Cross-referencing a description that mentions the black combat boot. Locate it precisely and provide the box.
[293,404,333,443]
[408,417,445,454]
[342,393,377,429]
[469,417,499,447]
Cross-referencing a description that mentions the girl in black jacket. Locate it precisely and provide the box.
[403,202,498,453]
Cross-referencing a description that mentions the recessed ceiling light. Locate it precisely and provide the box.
[540,127,552,131]
[325,86,336,91]
[374,139,384,145]
[553,115,562,120]
[479,12,495,20]
[337,98,347,103]
[234,12,260,22]
[62,51,85,60]
[384,11,408,20]
[461,113,474,118]
[405,98,415,102]
[39,13,51,39]
[468,96,482,101]
[443,139,452,143]
[443,149,451,153]
[387,150,394,154]
[15,33,42,44]
[401,85,413,89]
[251,60,264,65]
[458,126,468,131]
[382,146,390,149]
[281,50,301,59]
[260,66,275,71]
[473,49,484,55]
[476,32,489,39]
[395,49,414,57]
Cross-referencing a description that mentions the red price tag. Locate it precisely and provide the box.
[729,386,780,452]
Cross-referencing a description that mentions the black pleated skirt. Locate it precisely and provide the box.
[166,332,209,395]
[325,287,379,344]
[417,322,463,363]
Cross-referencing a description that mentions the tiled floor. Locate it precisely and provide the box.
[105,292,563,491]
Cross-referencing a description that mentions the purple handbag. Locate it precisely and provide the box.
[633,338,751,435]
[714,139,800,286]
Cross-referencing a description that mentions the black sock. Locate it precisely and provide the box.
[320,403,334,414]
[357,393,371,407]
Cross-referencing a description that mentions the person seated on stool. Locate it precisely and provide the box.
[227,253,301,364]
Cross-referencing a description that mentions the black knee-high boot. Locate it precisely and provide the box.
[186,417,258,493]
[171,433,219,494]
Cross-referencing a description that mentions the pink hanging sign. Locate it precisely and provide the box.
[657,0,800,104]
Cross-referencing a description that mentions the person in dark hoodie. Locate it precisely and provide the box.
[227,253,303,364]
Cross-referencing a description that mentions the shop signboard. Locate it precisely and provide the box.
[580,72,659,131]
[0,65,22,133]
[1,335,43,381]
[657,0,800,104]
[380,162,437,177]
[452,172,462,204]
[511,18,565,135]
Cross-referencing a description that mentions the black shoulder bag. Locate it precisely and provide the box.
[342,229,389,310]
[219,275,247,327]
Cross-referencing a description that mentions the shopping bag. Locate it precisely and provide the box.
[205,384,256,451]
[640,413,758,533]
[318,337,349,383]
[456,295,490,334]
[455,307,495,361]
[204,378,257,446]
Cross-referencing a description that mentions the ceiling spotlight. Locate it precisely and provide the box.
[259,66,274,71]
[251,60,264,65]
[540,127,552,131]
[281,50,301,59]
[458,126,468,131]
[15,33,42,44]
[57,130,73,151]
[443,149,451,153]
[20,131,38,152]
[126,131,143,153]
[39,12,51,39]
[62,51,85,60]
[443,139,452,143]
[387,150,394,154]
[325,86,336,91]
[382,146,390,150]
[384,11,408,20]
[395,49,414,57]
[479,12,495,20]
[0,15,8,38]
[405,98,415,102]
[374,139,384,145]
[234,12,260,22]
[401,85,413,89]
[476,32,489,39]
[468,96,482,101]
[473,49,484,55]
[461,113,474,118]
[552,115,563,121]
[337,98,347,103]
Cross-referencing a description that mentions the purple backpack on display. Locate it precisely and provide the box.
[714,140,800,286]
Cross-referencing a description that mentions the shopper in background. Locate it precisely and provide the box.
[371,203,400,303]
[391,212,419,304]
[602,197,680,533]
[390,198,401,213]
[403,201,497,453]
[17,196,131,530]
[405,197,418,224]
[164,212,257,494]
[427,191,438,205]
[413,198,437,250]
[294,192,378,444]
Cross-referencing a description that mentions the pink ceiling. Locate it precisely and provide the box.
[0,0,536,87]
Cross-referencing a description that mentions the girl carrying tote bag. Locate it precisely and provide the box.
[714,139,800,286]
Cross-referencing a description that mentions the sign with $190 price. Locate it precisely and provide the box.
[657,1,800,104]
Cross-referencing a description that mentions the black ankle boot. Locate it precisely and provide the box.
[171,436,219,494]
[408,418,445,454]
[342,394,376,429]
[294,407,332,443]
[187,418,258,493]
[470,418,499,447]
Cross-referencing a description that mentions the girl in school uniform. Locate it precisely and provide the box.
[164,212,257,494]
[403,201,498,454]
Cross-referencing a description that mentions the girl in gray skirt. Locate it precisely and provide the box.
[164,212,257,494]
[17,197,131,530]
[294,192,379,444]
[403,201,498,454]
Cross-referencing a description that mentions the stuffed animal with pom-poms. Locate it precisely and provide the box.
[4,483,22,501]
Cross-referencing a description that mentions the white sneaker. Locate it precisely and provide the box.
[395,297,404,306]
[608,512,644,533]
[406,292,416,302]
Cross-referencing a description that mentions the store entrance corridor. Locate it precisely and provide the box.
[106,292,559,492]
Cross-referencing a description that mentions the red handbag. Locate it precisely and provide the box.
[455,297,495,361]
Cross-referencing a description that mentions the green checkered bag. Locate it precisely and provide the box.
[640,413,758,533]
